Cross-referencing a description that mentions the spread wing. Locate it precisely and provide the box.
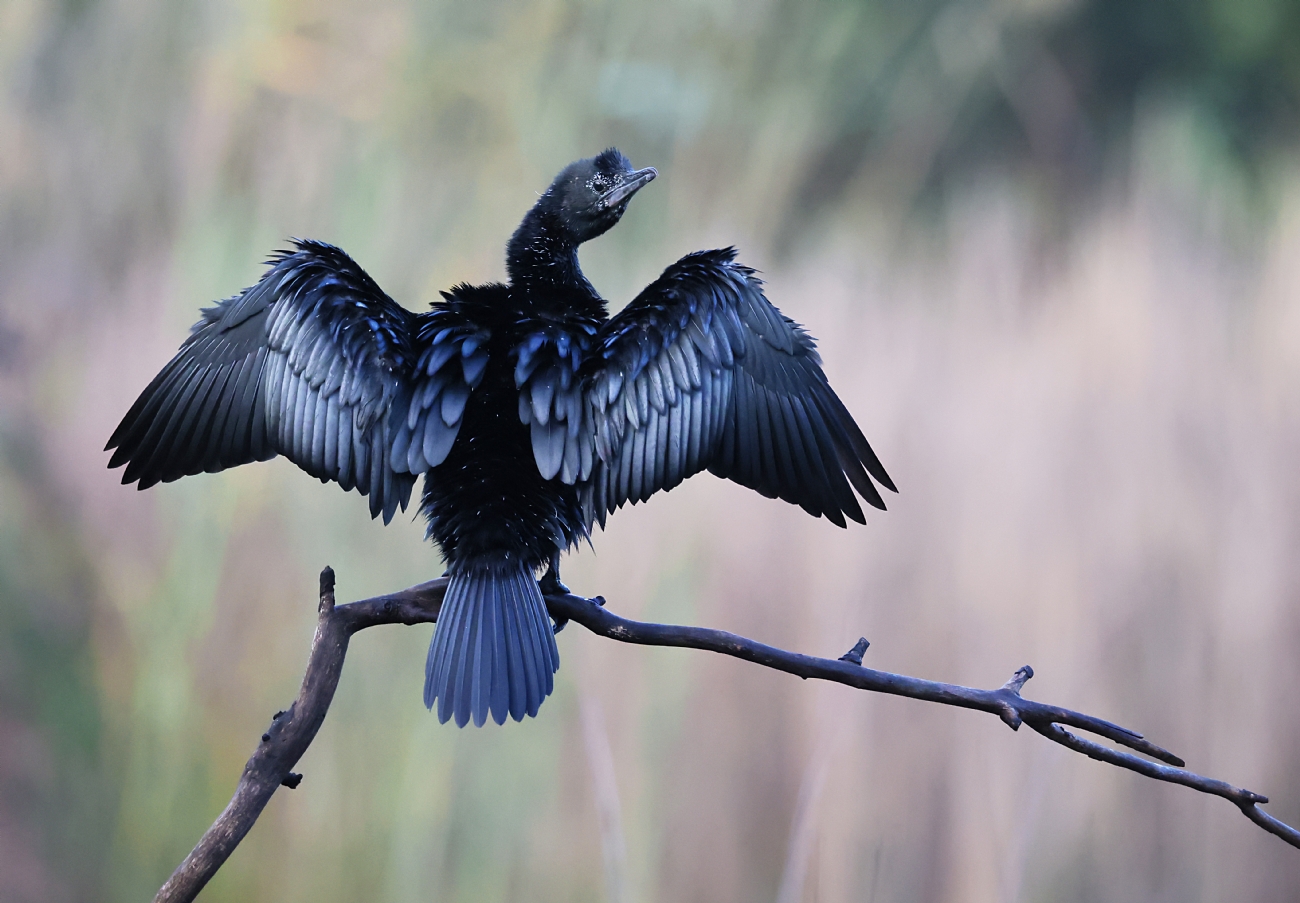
[105,239,454,523]
[575,248,895,529]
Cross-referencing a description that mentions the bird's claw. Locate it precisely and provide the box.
[540,574,570,595]
[539,550,569,597]
[540,559,571,633]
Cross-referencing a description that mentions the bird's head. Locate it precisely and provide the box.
[539,148,657,244]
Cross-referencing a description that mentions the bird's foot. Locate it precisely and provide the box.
[540,571,570,596]
[539,562,569,597]
[540,553,570,595]
[541,563,571,633]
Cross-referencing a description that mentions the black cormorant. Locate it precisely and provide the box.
[106,149,896,727]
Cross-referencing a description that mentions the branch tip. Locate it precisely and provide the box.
[319,566,336,613]
[281,773,303,789]
[838,637,870,666]
[1000,665,1034,695]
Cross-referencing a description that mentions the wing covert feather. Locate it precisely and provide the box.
[389,306,491,477]
[576,248,894,529]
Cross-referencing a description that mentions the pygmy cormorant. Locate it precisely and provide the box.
[106,149,896,727]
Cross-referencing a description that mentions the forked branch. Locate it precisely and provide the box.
[152,569,1300,903]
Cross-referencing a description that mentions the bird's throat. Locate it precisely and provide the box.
[505,209,605,317]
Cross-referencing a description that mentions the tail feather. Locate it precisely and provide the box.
[500,586,528,720]
[424,563,560,727]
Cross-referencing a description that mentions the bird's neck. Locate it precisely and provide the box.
[506,208,606,319]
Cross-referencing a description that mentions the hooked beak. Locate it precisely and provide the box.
[601,167,657,208]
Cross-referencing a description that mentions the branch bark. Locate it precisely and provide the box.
[153,570,1300,903]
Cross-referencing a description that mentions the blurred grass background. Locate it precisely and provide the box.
[2,0,1300,900]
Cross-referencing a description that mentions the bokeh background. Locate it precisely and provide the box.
[3,0,1300,900]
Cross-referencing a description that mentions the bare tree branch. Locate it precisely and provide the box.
[151,569,446,903]
[153,569,1300,903]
